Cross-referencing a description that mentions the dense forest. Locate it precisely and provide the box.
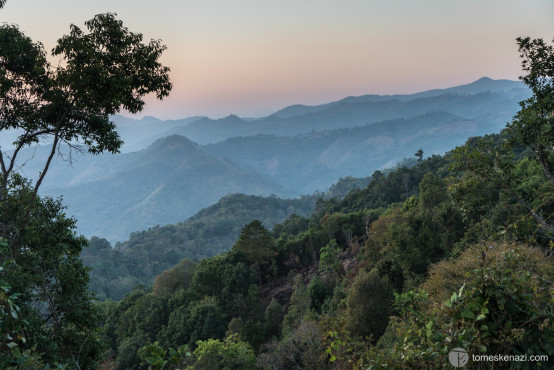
[82,193,317,300]
[95,123,554,369]
[1,9,553,370]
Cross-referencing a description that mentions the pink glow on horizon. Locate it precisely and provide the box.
[1,0,553,119]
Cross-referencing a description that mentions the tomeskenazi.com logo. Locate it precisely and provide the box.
[448,348,549,367]
[449,348,469,367]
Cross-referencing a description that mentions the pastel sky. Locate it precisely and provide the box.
[1,0,553,119]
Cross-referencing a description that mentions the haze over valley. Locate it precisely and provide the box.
[8,77,529,242]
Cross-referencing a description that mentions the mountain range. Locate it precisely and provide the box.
[7,77,531,242]
[110,77,528,148]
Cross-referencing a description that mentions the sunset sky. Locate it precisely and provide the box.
[1,0,553,119]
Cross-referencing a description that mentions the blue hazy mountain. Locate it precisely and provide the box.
[39,135,291,242]
[9,78,530,242]
[204,112,483,193]
[160,77,528,145]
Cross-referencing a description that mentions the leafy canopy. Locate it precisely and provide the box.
[0,13,172,204]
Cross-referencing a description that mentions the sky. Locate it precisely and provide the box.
[1,0,553,119]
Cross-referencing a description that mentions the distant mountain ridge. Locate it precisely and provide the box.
[162,78,529,145]
[7,77,531,242]
[41,135,291,242]
[271,77,524,118]
[106,77,529,149]
[204,112,483,193]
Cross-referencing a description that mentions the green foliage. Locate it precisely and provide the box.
[265,298,283,338]
[115,331,149,370]
[324,154,450,215]
[308,275,329,313]
[345,270,390,341]
[82,194,314,300]
[282,276,311,335]
[318,239,342,278]
[258,321,327,370]
[191,250,255,318]
[0,13,171,208]
[192,334,257,370]
[323,326,369,369]
[450,40,554,241]
[323,283,347,315]
[153,258,196,296]
[138,341,192,370]
[0,177,103,368]
[508,38,554,170]
[186,297,228,347]
[325,176,371,200]
[233,220,277,285]
[369,243,554,369]
[0,242,47,368]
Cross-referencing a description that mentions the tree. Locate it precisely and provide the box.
[508,37,554,185]
[0,14,172,368]
[192,334,257,370]
[265,298,283,337]
[233,220,277,285]
[0,177,104,368]
[153,258,196,295]
[415,149,424,162]
[308,275,329,313]
[345,269,390,341]
[318,239,341,279]
[452,37,554,237]
[282,275,311,335]
[0,13,171,225]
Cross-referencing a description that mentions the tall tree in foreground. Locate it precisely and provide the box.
[0,12,172,232]
[1,176,104,368]
[233,220,277,286]
[452,37,554,238]
[0,13,172,368]
[507,37,554,186]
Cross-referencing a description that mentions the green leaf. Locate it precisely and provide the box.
[461,310,475,319]
[145,356,157,364]
[505,320,512,330]
[476,344,487,352]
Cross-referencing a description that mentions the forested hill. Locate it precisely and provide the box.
[30,111,490,242]
[204,112,482,193]
[100,127,554,368]
[7,78,530,244]
[82,193,317,300]
[43,135,292,242]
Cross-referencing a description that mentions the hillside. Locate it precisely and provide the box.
[44,136,292,242]
[270,77,524,117]
[205,112,484,193]
[100,129,554,368]
[103,78,529,149]
[6,78,532,243]
[82,193,317,300]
